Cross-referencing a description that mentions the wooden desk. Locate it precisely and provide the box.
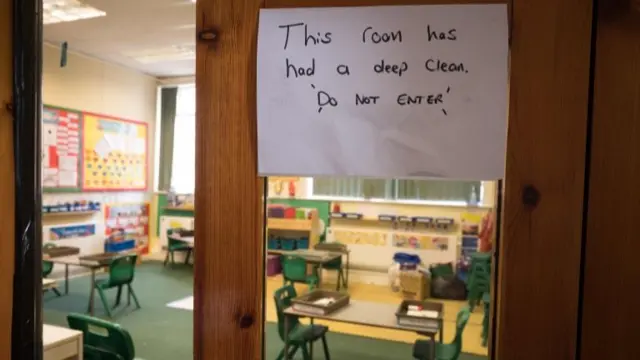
[283,300,443,360]
[168,234,195,248]
[43,278,57,290]
[269,249,348,286]
[49,253,130,315]
[43,324,83,360]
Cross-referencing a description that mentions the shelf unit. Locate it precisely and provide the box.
[42,211,99,219]
[266,211,320,251]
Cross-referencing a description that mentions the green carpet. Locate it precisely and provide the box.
[43,262,484,360]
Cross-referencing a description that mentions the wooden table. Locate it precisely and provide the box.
[168,234,194,248]
[269,249,349,286]
[42,278,57,290]
[283,300,443,360]
[43,324,83,360]
[48,253,128,315]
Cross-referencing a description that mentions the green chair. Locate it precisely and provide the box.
[323,256,347,291]
[412,306,471,360]
[42,243,61,296]
[466,253,491,311]
[93,254,140,318]
[67,313,139,360]
[164,228,193,267]
[274,285,331,360]
[481,292,491,347]
[282,255,318,291]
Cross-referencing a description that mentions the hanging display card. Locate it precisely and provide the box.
[82,113,148,191]
[257,5,508,179]
[42,106,81,191]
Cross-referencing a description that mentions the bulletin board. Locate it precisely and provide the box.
[82,113,148,191]
[42,106,82,192]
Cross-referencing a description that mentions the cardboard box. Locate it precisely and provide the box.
[400,270,430,300]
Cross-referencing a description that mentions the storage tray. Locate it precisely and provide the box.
[43,246,80,258]
[291,290,350,316]
[395,300,443,330]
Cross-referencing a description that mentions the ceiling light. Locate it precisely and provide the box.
[123,45,196,64]
[43,0,106,25]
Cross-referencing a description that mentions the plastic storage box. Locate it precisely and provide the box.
[266,255,282,276]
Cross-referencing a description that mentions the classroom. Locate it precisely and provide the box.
[39,1,501,360]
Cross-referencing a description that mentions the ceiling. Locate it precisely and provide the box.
[44,0,195,78]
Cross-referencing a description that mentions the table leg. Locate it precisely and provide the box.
[309,317,314,358]
[284,315,290,360]
[431,334,437,360]
[439,319,444,344]
[345,252,350,289]
[87,269,96,315]
[318,264,324,287]
[65,264,69,295]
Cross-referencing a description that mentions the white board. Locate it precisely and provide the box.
[257,5,508,180]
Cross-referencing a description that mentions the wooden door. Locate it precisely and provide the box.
[195,1,594,359]
[0,0,14,357]
[580,3,640,359]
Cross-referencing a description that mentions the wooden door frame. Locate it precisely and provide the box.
[9,0,44,358]
[0,0,14,358]
[194,0,594,359]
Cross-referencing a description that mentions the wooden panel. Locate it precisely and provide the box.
[194,0,265,359]
[581,3,640,359]
[0,0,13,357]
[497,0,593,359]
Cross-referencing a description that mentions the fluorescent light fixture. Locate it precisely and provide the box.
[123,45,196,64]
[43,0,106,25]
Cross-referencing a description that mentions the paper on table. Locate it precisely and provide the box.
[257,4,508,180]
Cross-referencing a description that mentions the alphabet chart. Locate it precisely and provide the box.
[82,113,147,191]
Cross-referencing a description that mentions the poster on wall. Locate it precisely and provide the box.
[42,106,81,191]
[105,203,150,254]
[82,113,147,191]
[257,5,508,179]
[49,224,96,240]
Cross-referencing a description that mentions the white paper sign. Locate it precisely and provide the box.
[257,5,508,180]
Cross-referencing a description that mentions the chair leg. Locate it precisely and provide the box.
[185,250,192,264]
[321,335,331,360]
[127,284,141,309]
[127,285,131,306]
[96,287,112,318]
[300,343,311,360]
[276,345,299,360]
[113,285,122,308]
[170,251,175,265]
[164,251,170,266]
[52,288,61,297]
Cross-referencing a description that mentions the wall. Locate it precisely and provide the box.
[42,43,157,274]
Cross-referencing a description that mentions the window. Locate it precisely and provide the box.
[170,85,196,194]
[311,177,481,204]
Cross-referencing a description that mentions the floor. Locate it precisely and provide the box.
[43,261,487,360]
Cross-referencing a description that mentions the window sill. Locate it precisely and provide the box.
[302,195,493,209]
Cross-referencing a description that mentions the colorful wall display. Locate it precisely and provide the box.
[49,224,96,240]
[42,106,82,191]
[392,233,451,251]
[105,203,150,254]
[330,229,387,246]
[82,113,147,191]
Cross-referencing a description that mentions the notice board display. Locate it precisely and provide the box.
[82,113,147,191]
[42,106,81,191]
[257,5,509,180]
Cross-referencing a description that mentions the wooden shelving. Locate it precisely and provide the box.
[42,210,98,218]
